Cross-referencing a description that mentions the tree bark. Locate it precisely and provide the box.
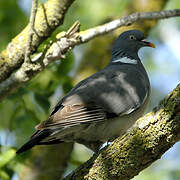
[64,84,180,180]
[0,0,75,82]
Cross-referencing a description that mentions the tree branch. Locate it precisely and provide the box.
[24,0,38,64]
[64,84,180,180]
[0,9,180,101]
[80,9,180,42]
[0,0,75,82]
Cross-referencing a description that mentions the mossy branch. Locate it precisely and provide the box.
[64,84,180,180]
[0,0,75,82]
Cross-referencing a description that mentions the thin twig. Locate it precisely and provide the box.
[24,0,38,63]
[80,9,180,42]
[65,21,81,38]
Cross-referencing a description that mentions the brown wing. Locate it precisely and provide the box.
[36,103,107,130]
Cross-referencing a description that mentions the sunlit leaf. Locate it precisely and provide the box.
[0,149,16,168]
[0,170,10,180]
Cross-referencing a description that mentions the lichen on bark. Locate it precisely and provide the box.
[64,84,180,180]
[0,0,75,83]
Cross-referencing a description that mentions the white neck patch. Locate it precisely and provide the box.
[112,57,138,64]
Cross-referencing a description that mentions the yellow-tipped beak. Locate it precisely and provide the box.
[147,42,155,48]
[142,40,155,48]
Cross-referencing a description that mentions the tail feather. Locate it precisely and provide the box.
[16,129,54,154]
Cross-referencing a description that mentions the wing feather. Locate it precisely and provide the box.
[36,104,107,130]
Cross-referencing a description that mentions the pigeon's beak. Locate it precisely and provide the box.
[141,39,155,48]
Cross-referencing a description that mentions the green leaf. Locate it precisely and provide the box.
[0,170,10,180]
[0,149,16,168]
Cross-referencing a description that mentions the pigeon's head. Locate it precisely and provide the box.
[112,30,155,61]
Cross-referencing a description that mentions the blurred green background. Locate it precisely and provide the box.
[0,0,180,179]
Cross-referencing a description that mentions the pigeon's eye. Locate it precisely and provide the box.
[129,35,136,40]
